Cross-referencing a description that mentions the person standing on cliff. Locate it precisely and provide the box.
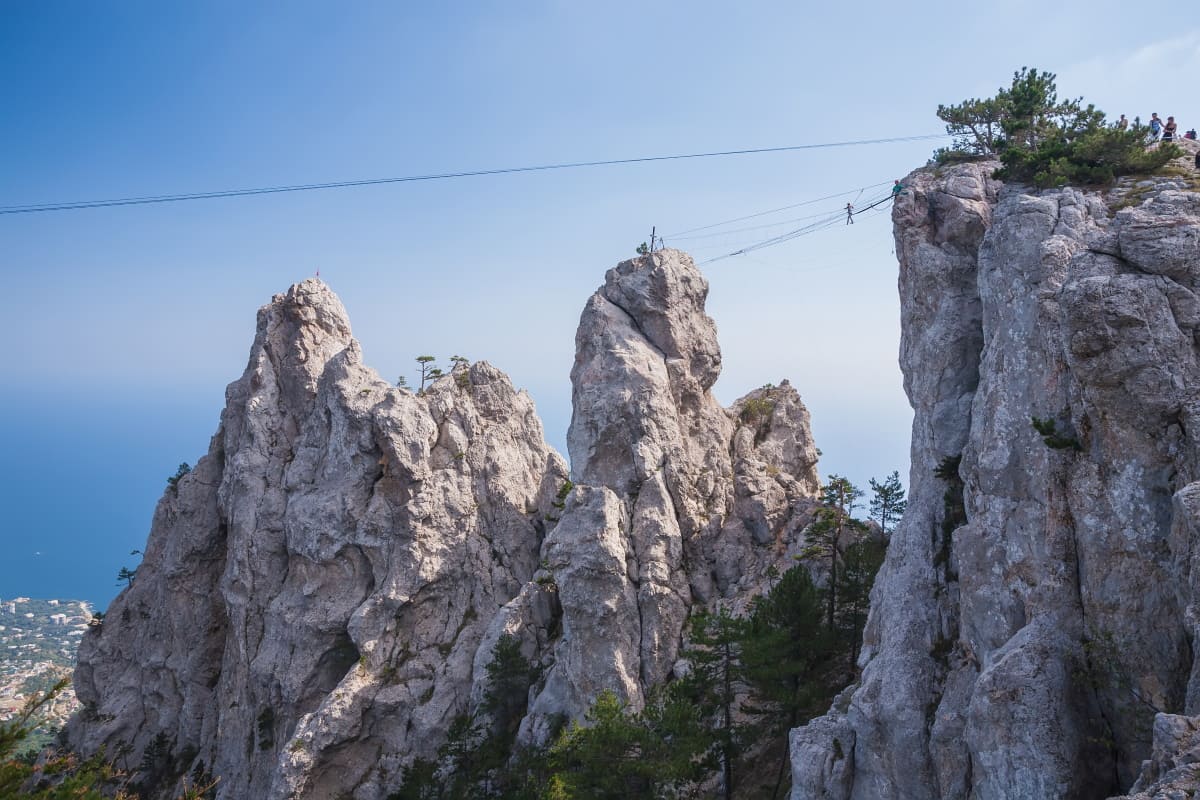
[845,202,854,224]
[892,180,904,199]
[1150,113,1163,140]
[1118,114,1129,130]
[1163,116,1178,142]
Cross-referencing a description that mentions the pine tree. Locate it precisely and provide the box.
[389,759,441,800]
[415,356,444,392]
[478,634,536,792]
[801,475,865,632]
[834,538,887,677]
[441,714,486,798]
[868,471,906,536]
[937,68,1181,186]
[684,607,748,799]
[166,462,191,494]
[1,679,135,799]
[741,567,836,800]
[546,691,653,799]
[636,680,718,798]
[389,634,537,800]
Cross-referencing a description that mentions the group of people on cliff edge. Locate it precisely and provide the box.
[1117,112,1196,143]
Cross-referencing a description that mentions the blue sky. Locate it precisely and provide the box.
[3,2,1197,606]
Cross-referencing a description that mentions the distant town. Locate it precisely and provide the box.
[0,596,92,743]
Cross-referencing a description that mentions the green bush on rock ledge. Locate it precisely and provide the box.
[937,67,1181,187]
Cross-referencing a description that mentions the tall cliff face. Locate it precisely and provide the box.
[66,251,823,799]
[791,145,1200,800]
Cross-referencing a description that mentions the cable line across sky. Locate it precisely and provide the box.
[0,133,951,216]
[662,180,893,237]
[695,188,897,265]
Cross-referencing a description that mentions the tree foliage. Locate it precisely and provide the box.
[391,634,540,800]
[684,607,748,799]
[391,468,898,799]
[868,471,906,536]
[742,569,835,799]
[800,475,866,632]
[415,356,444,393]
[835,538,886,675]
[0,679,137,799]
[937,67,1181,186]
[166,463,191,495]
[545,692,655,799]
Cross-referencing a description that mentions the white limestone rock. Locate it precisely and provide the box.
[67,251,826,799]
[67,280,568,800]
[521,249,823,740]
[792,152,1200,799]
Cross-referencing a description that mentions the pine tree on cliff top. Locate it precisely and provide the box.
[936,67,1180,186]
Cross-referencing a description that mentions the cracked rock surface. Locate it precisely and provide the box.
[520,250,822,742]
[791,144,1200,800]
[67,249,824,799]
[66,280,569,800]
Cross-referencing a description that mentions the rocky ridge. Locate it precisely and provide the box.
[65,250,823,799]
[790,143,1200,799]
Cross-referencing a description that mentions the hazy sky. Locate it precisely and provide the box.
[3,2,1197,606]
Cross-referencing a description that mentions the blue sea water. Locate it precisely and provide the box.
[0,389,223,610]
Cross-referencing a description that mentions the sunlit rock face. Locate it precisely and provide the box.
[519,249,821,742]
[67,248,825,799]
[791,142,1200,800]
[66,279,567,799]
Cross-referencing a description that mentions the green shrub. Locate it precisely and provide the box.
[740,396,775,424]
[938,68,1182,188]
[166,463,191,494]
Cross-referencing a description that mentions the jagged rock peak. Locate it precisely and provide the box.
[791,143,1200,800]
[66,279,568,800]
[568,248,723,491]
[66,252,828,800]
[252,277,355,387]
[511,248,823,744]
[598,249,722,394]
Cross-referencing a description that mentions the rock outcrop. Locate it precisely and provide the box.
[66,250,824,799]
[67,280,569,799]
[518,250,822,742]
[791,144,1200,799]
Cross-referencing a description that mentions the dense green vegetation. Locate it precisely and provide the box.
[936,68,1181,187]
[392,474,897,800]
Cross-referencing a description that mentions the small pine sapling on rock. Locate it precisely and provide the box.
[166,463,191,495]
[415,356,444,393]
